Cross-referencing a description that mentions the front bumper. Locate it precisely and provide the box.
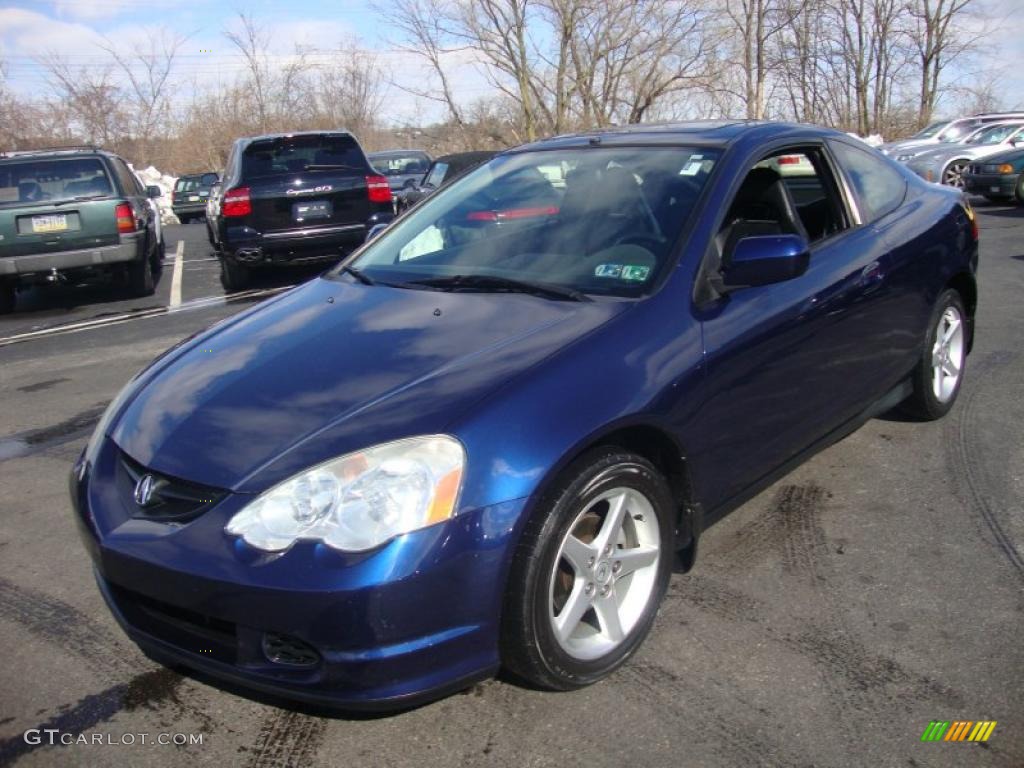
[0,234,141,277]
[963,173,1018,197]
[71,439,521,710]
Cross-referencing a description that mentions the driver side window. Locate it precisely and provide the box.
[719,147,849,264]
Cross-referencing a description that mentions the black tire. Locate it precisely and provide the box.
[0,281,15,314]
[220,258,250,292]
[902,288,968,420]
[1016,175,1024,205]
[125,252,155,297]
[151,234,165,275]
[501,447,673,691]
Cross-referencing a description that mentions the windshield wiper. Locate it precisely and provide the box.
[305,164,361,171]
[52,194,108,206]
[408,274,590,302]
[340,265,375,285]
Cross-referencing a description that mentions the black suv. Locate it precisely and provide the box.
[172,172,219,223]
[0,147,162,312]
[210,132,394,291]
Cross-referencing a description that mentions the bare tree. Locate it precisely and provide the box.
[224,12,273,132]
[907,0,982,127]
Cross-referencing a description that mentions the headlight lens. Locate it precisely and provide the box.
[225,435,465,552]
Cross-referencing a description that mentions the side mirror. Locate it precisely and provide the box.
[722,234,810,288]
[146,185,162,199]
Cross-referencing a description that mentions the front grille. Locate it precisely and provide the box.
[118,450,227,522]
[107,582,238,665]
[262,632,321,667]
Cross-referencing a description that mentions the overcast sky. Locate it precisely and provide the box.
[1,0,1021,127]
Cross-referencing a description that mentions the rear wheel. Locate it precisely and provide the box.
[501,448,673,690]
[903,288,967,420]
[0,280,15,314]
[220,258,250,292]
[124,252,155,297]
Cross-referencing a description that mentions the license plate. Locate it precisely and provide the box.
[188,195,200,202]
[32,214,68,233]
[991,186,1002,193]
[293,200,332,221]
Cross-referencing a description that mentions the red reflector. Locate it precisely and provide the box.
[222,187,251,217]
[777,155,801,165]
[115,202,135,233]
[466,206,559,222]
[366,175,392,203]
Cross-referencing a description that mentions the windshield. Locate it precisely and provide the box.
[912,121,948,139]
[937,121,979,142]
[423,162,448,188]
[341,146,719,298]
[0,158,112,207]
[965,123,1022,145]
[369,151,431,177]
[242,135,368,179]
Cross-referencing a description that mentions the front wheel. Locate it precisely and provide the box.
[902,288,967,420]
[1016,174,1024,205]
[941,160,970,188]
[501,448,673,690]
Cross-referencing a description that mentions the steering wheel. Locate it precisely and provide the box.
[614,234,663,253]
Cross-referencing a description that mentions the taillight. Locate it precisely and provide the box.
[366,176,392,203]
[222,187,251,217]
[115,202,135,233]
[963,200,979,241]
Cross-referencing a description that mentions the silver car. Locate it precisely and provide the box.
[881,112,1024,161]
[906,121,1024,187]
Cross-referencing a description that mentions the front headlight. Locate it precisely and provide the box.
[225,435,465,552]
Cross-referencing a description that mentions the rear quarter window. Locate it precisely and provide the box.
[831,142,907,222]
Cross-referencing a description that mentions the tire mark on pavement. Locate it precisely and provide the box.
[0,668,185,765]
[0,576,133,677]
[945,350,1024,582]
[0,404,106,462]
[244,710,327,768]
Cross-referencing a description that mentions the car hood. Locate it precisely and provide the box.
[111,277,624,492]
[880,138,936,153]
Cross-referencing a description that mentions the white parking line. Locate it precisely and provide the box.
[0,286,293,348]
[170,240,185,308]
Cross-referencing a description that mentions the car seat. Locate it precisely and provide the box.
[717,167,808,267]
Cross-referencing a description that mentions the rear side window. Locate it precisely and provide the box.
[831,142,906,223]
[242,136,368,180]
[112,159,142,196]
[0,158,113,207]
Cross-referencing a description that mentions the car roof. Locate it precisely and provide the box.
[0,146,117,162]
[239,131,355,145]
[510,120,847,152]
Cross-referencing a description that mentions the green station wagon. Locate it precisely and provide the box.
[0,147,162,313]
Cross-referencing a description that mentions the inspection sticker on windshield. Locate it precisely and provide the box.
[595,264,623,278]
[622,265,650,281]
[680,154,705,176]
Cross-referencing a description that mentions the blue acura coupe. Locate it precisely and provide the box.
[71,121,978,710]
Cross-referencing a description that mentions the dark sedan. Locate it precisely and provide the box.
[395,150,498,212]
[72,121,977,711]
[963,147,1024,203]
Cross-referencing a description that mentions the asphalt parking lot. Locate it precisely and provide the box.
[0,206,1021,767]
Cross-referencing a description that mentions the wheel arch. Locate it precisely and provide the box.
[525,420,699,568]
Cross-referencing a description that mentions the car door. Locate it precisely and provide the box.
[684,143,897,513]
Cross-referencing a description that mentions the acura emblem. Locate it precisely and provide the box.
[134,474,157,507]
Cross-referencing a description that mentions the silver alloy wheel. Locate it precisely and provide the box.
[942,161,969,188]
[548,487,661,661]
[932,305,965,403]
